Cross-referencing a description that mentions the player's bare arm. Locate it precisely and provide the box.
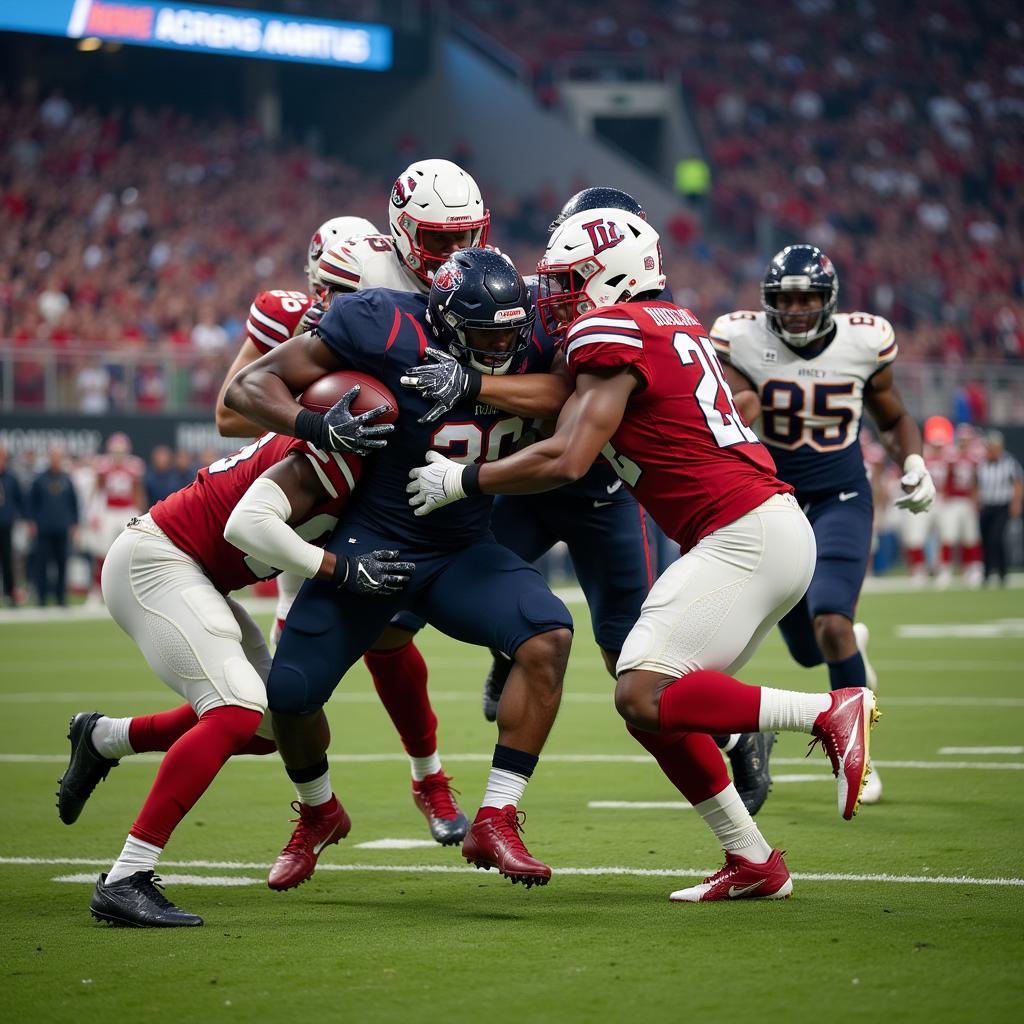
[721,364,761,426]
[408,368,638,514]
[865,364,934,512]
[216,338,266,437]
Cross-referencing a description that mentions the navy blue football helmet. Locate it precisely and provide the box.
[427,248,535,375]
[761,244,839,348]
[549,187,646,235]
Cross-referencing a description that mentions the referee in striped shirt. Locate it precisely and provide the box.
[977,431,1023,586]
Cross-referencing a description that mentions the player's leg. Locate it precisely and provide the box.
[483,493,557,720]
[900,502,931,585]
[956,498,984,587]
[424,541,573,886]
[88,523,269,926]
[364,613,467,845]
[266,549,407,890]
[936,500,956,588]
[614,494,877,900]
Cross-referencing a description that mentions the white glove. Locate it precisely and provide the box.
[407,451,469,516]
[895,453,935,513]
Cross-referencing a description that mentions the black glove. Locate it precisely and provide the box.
[334,549,415,596]
[400,347,482,424]
[294,384,394,457]
[296,299,328,337]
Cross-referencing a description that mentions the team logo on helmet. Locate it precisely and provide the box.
[582,218,625,255]
[433,263,463,292]
[308,231,324,262]
[819,253,835,276]
[391,175,418,209]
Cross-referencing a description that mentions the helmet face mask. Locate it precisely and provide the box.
[427,249,535,376]
[389,160,490,286]
[537,209,665,339]
[761,244,839,348]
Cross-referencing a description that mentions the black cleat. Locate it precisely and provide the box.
[727,732,776,816]
[482,652,513,723]
[90,871,203,928]
[57,712,119,824]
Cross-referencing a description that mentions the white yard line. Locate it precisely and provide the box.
[0,856,1018,888]
[3,752,1024,769]
[939,746,1023,755]
[53,872,261,886]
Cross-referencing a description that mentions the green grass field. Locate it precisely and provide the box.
[2,586,1022,1023]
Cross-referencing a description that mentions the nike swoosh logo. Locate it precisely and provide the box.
[357,564,379,588]
[606,480,623,495]
[728,879,766,898]
[313,836,333,854]
[838,491,859,502]
[593,500,613,509]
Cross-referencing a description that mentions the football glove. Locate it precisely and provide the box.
[294,384,394,457]
[335,549,415,596]
[400,347,482,425]
[407,451,473,516]
[895,453,936,513]
[295,299,328,337]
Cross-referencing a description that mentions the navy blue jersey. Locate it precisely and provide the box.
[315,288,556,547]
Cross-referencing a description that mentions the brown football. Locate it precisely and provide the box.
[298,371,398,424]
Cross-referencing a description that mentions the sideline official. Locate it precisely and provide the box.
[977,431,1023,587]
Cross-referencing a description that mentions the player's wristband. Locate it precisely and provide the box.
[332,554,352,587]
[462,463,483,495]
[294,409,326,448]
[463,367,483,405]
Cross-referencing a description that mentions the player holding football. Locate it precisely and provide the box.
[408,213,879,903]
[401,185,776,815]
[226,249,575,889]
[59,404,411,927]
[711,245,935,805]
[213,163,490,846]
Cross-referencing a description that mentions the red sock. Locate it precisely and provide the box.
[658,670,762,734]
[964,544,982,566]
[130,705,262,848]
[627,724,730,805]
[940,544,953,566]
[129,705,198,753]
[363,642,437,758]
[906,548,925,569]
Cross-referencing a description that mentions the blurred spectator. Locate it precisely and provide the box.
[173,449,198,489]
[28,445,79,606]
[145,446,179,507]
[0,446,25,606]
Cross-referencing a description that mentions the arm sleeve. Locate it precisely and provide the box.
[223,477,325,580]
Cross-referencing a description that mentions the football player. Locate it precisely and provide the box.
[409,212,880,903]
[216,165,486,845]
[59,404,411,927]
[711,245,935,805]
[935,425,983,588]
[402,185,775,815]
[226,249,574,889]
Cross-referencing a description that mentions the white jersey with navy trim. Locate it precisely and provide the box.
[711,310,897,494]
[318,233,423,294]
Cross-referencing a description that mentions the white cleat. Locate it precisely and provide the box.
[859,766,883,805]
[852,622,878,692]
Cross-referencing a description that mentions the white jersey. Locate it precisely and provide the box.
[711,310,897,494]
[317,233,424,294]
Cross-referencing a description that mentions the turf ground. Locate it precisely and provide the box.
[1,584,1022,1023]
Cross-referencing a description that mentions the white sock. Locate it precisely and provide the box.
[90,716,135,760]
[294,771,333,807]
[694,785,773,863]
[719,733,740,753]
[105,834,162,885]
[410,751,442,782]
[481,767,528,810]
[758,687,832,733]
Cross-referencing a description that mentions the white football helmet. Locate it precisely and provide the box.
[536,209,665,337]
[306,216,379,293]
[388,159,489,285]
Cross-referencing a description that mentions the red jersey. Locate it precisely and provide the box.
[244,289,314,354]
[924,449,949,493]
[944,451,977,499]
[565,301,790,552]
[95,455,144,509]
[150,433,360,594]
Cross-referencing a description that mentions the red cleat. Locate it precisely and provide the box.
[462,805,551,888]
[669,849,793,902]
[412,772,469,846]
[267,797,351,891]
[809,687,880,820]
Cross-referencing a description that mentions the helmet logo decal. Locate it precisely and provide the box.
[819,253,835,276]
[494,307,527,322]
[391,175,418,209]
[644,256,655,271]
[433,263,463,292]
[582,218,625,255]
[308,231,324,262]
